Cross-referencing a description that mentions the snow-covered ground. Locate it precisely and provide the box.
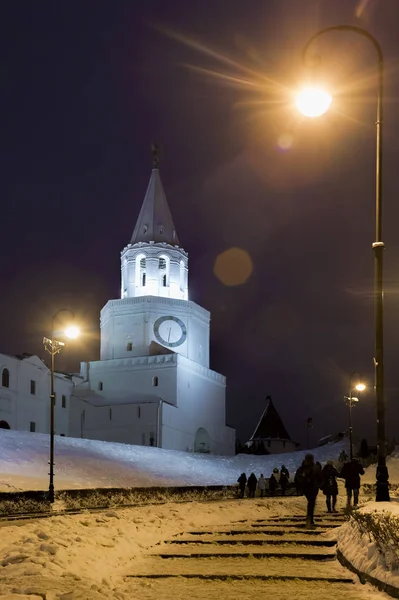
[336,447,399,594]
[0,495,379,600]
[0,429,352,492]
[338,500,399,593]
[0,497,293,599]
[0,429,398,599]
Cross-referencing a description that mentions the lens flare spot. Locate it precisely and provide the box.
[214,247,253,286]
[277,133,293,151]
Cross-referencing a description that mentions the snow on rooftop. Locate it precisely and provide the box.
[0,429,352,492]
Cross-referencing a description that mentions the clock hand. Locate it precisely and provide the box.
[168,327,171,342]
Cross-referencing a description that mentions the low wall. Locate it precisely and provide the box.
[0,481,298,513]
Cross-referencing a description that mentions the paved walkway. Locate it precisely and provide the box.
[124,511,390,600]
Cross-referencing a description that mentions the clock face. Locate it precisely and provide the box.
[153,316,187,348]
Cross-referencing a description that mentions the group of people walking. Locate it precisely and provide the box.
[295,453,365,528]
[237,453,365,529]
[237,465,290,498]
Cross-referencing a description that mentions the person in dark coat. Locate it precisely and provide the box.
[247,472,258,498]
[279,471,289,496]
[340,457,365,507]
[237,472,247,498]
[321,460,339,513]
[280,465,289,479]
[339,450,348,463]
[294,466,302,496]
[269,472,278,495]
[296,454,323,528]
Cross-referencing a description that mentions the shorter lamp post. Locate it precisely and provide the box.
[305,417,313,449]
[344,373,366,460]
[43,309,79,503]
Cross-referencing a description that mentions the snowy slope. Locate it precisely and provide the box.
[363,446,399,483]
[0,429,352,492]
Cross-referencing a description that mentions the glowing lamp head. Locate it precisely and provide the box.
[355,383,366,392]
[295,86,332,118]
[64,325,80,340]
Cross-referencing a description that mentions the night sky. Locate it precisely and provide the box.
[1,0,399,448]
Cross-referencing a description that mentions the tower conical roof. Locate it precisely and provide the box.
[130,147,179,245]
[249,396,292,441]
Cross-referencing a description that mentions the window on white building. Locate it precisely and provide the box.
[1,368,9,388]
[137,406,141,418]
[30,380,36,395]
[62,395,66,408]
[159,257,167,287]
[126,342,133,351]
[30,422,36,432]
[140,257,146,286]
[152,376,159,387]
[179,260,185,292]
[109,408,112,420]
[98,381,103,391]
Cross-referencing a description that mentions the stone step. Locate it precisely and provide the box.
[127,573,355,584]
[128,556,350,579]
[251,522,337,529]
[166,536,337,546]
[155,548,336,560]
[261,513,346,520]
[186,528,328,536]
[265,516,346,523]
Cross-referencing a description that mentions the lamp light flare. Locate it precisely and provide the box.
[295,86,332,118]
[64,325,80,340]
[355,383,366,392]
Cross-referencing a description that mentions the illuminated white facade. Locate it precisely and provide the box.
[69,157,235,455]
[0,353,73,435]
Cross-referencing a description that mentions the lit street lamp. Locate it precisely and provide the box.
[43,309,80,503]
[344,373,366,461]
[295,87,332,118]
[297,25,389,502]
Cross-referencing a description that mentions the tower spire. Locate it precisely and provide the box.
[130,145,179,245]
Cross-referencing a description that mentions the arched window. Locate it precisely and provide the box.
[152,376,159,387]
[159,257,168,287]
[126,342,133,351]
[140,257,146,286]
[135,253,147,289]
[98,381,103,391]
[2,368,9,388]
[179,260,185,292]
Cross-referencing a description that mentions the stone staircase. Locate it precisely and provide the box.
[124,512,382,599]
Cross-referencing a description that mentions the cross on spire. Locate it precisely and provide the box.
[151,143,160,169]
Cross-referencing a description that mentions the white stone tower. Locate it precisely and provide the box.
[70,146,235,455]
[100,146,210,367]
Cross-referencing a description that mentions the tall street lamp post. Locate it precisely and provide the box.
[296,25,389,502]
[43,309,79,503]
[344,372,366,460]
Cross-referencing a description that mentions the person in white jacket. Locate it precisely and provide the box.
[258,474,266,497]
